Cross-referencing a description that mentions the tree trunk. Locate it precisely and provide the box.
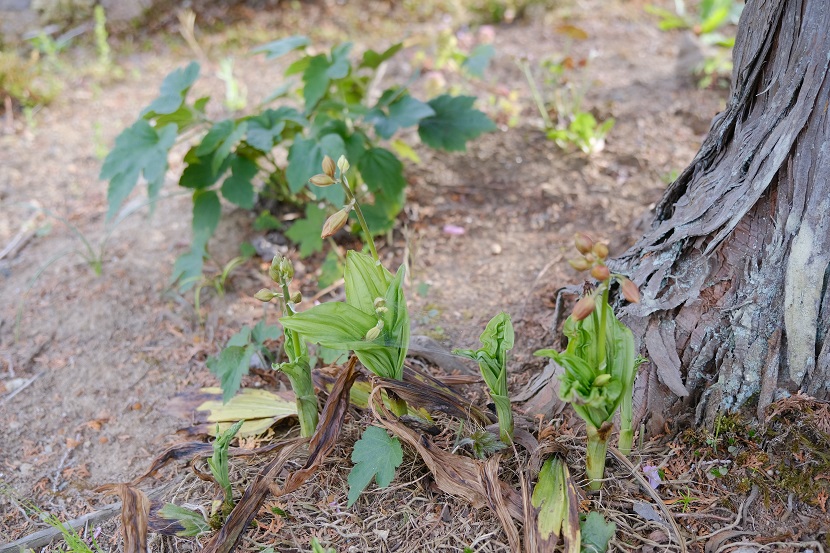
[616,0,830,430]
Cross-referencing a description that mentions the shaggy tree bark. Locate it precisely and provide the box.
[616,0,830,429]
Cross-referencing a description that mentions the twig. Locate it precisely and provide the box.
[0,371,44,405]
[308,278,345,304]
[609,446,688,553]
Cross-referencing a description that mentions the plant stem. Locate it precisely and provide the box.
[519,59,554,131]
[597,282,610,369]
[491,393,514,444]
[585,422,612,490]
[618,423,633,456]
[340,176,380,262]
[279,283,319,438]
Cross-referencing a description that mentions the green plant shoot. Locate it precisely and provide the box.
[535,235,643,489]
[454,312,514,443]
[208,419,244,517]
[255,254,318,438]
[278,157,410,416]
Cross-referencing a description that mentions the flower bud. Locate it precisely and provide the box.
[592,242,609,260]
[373,297,386,309]
[621,277,641,304]
[591,264,611,281]
[572,296,596,321]
[290,291,303,304]
[269,255,281,282]
[310,174,336,187]
[574,233,593,254]
[568,257,591,271]
[321,208,349,239]
[337,155,350,174]
[364,326,381,342]
[255,289,279,302]
[322,155,336,178]
[592,373,612,387]
[279,257,294,282]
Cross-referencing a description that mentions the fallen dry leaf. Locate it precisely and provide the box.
[95,483,150,553]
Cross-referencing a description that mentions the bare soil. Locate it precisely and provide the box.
[5,1,823,552]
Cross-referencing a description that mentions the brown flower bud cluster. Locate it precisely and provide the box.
[566,233,641,320]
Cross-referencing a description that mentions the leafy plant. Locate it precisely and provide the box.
[187,250,253,319]
[580,511,615,553]
[454,428,507,459]
[206,321,281,402]
[535,234,644,489]
[519,55,614,154]
[93,5,112,70]
[208,419,245,518]
[454,312,515,443]
[101,36,495,290]
[279,156,411,417]
[645,0,742,37]
[347,425,403,507]
[255,254,318,438]
[546,113,614,155]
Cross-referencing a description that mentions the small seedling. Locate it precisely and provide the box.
[454,312,515,443]
[208,419,245,519]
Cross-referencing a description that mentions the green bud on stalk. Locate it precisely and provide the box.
[254,289,280,302]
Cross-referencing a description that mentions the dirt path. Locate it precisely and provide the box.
[1,0,725,548]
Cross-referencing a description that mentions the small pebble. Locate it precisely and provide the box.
[491,243,502,255]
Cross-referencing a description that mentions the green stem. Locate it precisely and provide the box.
[586,423,611,491]
[280,358,318,437]
[491,393,514,444]
[519,59,554,131]
[597,282,610,369]
[340,175,379,262]
[618,425,633,456]
[279,284,319,438]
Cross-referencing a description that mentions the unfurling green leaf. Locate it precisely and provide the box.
[347,426,403,507]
